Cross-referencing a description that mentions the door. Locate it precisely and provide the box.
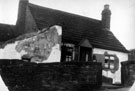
[80,47,92,62]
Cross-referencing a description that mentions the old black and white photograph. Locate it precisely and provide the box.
[0,0,135,91]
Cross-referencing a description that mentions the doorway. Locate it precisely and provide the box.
[80,47,92,62]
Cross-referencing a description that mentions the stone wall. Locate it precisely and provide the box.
[0,60,102,91]
[121,61,135,86]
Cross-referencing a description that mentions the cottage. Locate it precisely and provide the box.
[0,0,129,84]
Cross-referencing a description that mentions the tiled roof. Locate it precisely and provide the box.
[0,23,15,42]
[28,3,128,53]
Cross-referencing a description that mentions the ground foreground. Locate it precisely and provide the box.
[107,87,130,91]
[97,83,131,91]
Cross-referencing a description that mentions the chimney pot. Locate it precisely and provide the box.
[101,4,111,30]
[104,4,110,10]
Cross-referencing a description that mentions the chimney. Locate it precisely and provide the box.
[101,4,111,31]
[16,0,29,36]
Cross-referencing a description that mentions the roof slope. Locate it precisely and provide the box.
[27,3,128,53]
[0,23,15,42]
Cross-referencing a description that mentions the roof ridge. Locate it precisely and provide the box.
[28,3,101,23]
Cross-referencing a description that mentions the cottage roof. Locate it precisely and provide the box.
[0,0,128,53]
[0,23,15,42]
[26,3,128,53]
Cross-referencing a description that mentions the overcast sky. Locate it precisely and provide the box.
[0,0,135,50]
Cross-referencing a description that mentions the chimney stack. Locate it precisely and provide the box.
[16,0,29,35]
[101,4,111,31]
[17,0,29,22]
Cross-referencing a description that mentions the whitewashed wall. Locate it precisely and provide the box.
[93,48,128,84]
[0,25,62,63]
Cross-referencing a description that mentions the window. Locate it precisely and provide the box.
[104,56,109,68]
[104,55,115,70]
[61,43,75,62]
